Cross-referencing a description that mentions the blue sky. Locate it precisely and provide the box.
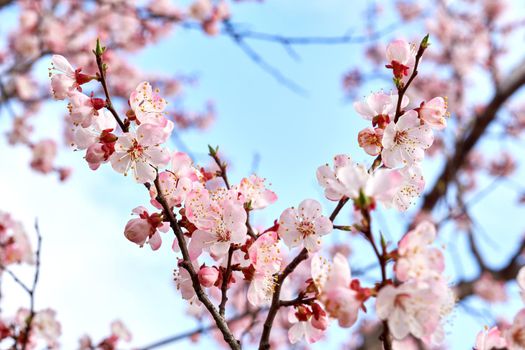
[1,0,524,349]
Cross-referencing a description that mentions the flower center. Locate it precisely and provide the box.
[128,139,144,160]
[394,130,408,145]
[297,221,315,238]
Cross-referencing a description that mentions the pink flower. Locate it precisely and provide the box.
[124,206,169,250]
[67,91,106,128]
[110,320,132,342]
[186,188,247,259]
[247,231,282,306]
[381,110,434,168]
[376,278,454,344]
[358,127,383,156]
[149,152,202,209]
[311,253,364,328]
[49,55,92,100]
[385,39,416,79]
[395,221,445,282]
[316,154,403,208]
[475,326,506,350]
[417,97,447,130]
[17,308,62,348]
[198,265,219,287]
[109,124,170,183]
[504,309,525,349]
[30,139,57,174]
[353,91,409,128]
[0,211,33,266]
[277,199,332,252]
[235,175,278,210]
[473,273,507,303]
[287,304,327,344]
[390,166,425,211]
[129,81,168,125]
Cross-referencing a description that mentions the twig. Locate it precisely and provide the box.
[219,246,235,316]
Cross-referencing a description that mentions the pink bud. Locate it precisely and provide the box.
[124,218,151,246]
[198,266,219,287]
[311,315,328,331]
[85,143,105,170]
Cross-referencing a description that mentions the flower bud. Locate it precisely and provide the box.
[198,266,219,287]
[124,218,150,246]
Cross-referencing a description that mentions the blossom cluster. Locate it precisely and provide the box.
[49,36,456,348]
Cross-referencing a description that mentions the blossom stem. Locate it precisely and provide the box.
[219,246,236,316]
[393,36,428,123]
[152,177,241,350]
[258,197,350,350]
[94,49,128,133]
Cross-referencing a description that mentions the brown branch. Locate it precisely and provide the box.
[20,221,42,350]
[258,197,350,349]
[94,42,128,133]
[219,246,235,316]
[153,177,241,350]
[420,56,525,214]
[393,35,428,123]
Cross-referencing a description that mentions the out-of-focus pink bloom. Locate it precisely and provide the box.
[395,221,445,282]
[0,211,33,266]
[385,39,416,80]
[110,320,132,342]
[391,165,425,211]
[475,326,506,350]
[417,97,447,130]
[376,278,455,344]
[473,273,507,303]
[235,175,278,210]
[358,127,383,156]
[6,116,33,145]
[277,199,332,253]
[382,110,434,168]
[124,206,169,250]
[504,309,525,349]
[109,124,170,183]
[30,139,57,174]
[17,308,62,348]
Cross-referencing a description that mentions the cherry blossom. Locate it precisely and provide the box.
[235,175,278,210]
[417,97,448,130]
[353,91,409,128]
[394,221,445,282]
[358,127,384,156]
[316,155,404,209]
[185,188,247,259]
[247,231,282,306]
[124,206,169,250]
[475,326,507,350]
[109,124,170,183]
[385,39,416,80]
[287,304,327,344]
[277,199,332,252]
[504,309,525,349]
[381,110,434,168]
[376,278,454,344]
[149,152,201,209]
[67,91,106,128]
[49,55,92,100]
[198,265,219,287]
[311,253,364,328]
[30,139,57,174]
